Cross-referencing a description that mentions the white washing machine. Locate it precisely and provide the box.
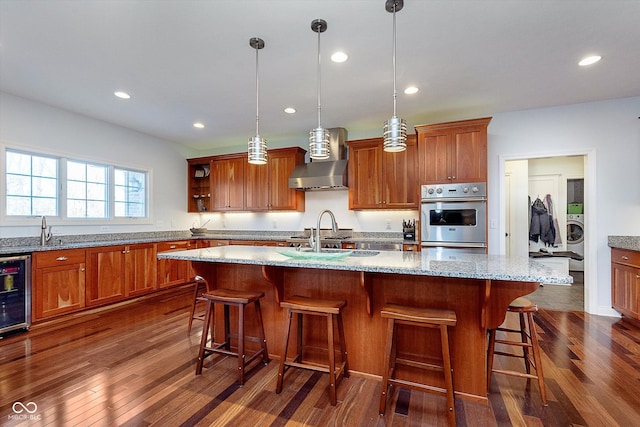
[567,214,584,271]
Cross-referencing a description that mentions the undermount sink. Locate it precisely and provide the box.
[278,248,380,260]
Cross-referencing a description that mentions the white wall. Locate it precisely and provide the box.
[488,96,640,316]
[0,92,195,237]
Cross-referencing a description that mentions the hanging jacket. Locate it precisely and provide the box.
[529,197,554,245]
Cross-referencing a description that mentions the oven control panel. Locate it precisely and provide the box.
[421,182,487,200]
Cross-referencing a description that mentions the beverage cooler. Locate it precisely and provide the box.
[0,254,31,336]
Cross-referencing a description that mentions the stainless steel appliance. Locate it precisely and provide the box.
[421,182,487,254]
[1,254,31,336]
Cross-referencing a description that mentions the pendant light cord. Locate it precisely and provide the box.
[316,27,322,128]
[255,45,260,136]
[392,2,398,118]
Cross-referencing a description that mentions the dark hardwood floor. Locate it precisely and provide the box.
[1,284,639,426]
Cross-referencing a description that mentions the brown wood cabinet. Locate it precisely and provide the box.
[245,147,306,211]
[611,248,640,321]
[157,240,195,289]
[211,155,245,211]
[187,158,212,213]
[126,243,158,297]
[415,117,491,185]
[32,249,86,321]
[347,135,418,210]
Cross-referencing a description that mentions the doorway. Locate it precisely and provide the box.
[504,154,588,312]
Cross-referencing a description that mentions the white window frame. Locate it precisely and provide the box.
[1,143,152,226]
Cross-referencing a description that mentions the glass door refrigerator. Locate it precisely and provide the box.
[0,254,31,336]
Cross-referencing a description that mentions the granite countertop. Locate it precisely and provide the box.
[608,236,640,252]
[158,245,573,284]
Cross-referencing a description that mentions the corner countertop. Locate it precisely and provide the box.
[158,245,573,284]
[608,236,640,252]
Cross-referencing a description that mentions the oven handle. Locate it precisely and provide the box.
[421,242,487,248]
[421,197,486,203]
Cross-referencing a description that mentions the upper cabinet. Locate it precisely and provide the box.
[348,135,418,210]
[211,154,246,211]
[415,117,491,185]
[187,158,212,213]
[245,147,306,211]
[187,147,306,213]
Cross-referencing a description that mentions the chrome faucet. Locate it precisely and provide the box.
[309,209,339,252]
[40,216,53,246]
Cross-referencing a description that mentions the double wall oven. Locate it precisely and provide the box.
[421,182,487,256]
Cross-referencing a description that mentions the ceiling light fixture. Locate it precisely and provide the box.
[383,0,407,152]
[331,51,348,63]
[248,37,267,165]
[114,91,130,99]
[309,19,330,160]
[404,86,419,95]
[284,107,296,114]
[578,55,602,66]
[193,122,205,129]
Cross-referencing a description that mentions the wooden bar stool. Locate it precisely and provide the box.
[195,288,269,385]
[379,303,457,426]
[275,295,349,406]
[187,276,208,334]
[487,297,547,405]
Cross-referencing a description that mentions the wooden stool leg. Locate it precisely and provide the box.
[528,312,548,405]
[196,299,213,375]
[487,328,496,391]
[237,303,245,385]
[253,299,269,364]
[440,324,456,426]
[276,309,294,394]
[379,318,396,415]
[223,304,231,351]
[519,312,532,374]
[336,311,349,378]
[188,281,201,334]
[326,313,337,406]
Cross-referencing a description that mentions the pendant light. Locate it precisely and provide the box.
[248,37,267,165]
[383,0,407,152]
[309,19,330,160]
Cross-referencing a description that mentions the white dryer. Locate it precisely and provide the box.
[566,214,584,271]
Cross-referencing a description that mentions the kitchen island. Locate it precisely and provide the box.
[159,246,571,402]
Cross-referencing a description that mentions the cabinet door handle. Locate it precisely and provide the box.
[56,256,68,261]
[621,256,629,260]
[80,267,85,272]
[636,275,640,279]
[170,245,177,249]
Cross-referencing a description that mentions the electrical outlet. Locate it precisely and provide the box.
[100,225,109,232]
[385,219,392,230]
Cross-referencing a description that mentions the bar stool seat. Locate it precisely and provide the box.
[196,288,269,385]
[487,297,547,405]
[187,276,208,334]
[275,295,349,406]
[379,303,457,426]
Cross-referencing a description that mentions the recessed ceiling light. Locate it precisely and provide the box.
[578,55,602,66]
[114,91,131,99]
[331,51,348,63]
[404,86,419,95]
[193,122,205,129]
[284,107,296,114]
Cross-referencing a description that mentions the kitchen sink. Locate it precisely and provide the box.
[278,248,379,260]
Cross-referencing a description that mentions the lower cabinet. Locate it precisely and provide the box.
[157,240,195,289]
[126,243,158,297]
[612,248,640,320]
[32,249,86,321]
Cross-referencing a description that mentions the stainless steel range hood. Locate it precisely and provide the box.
[288,127,348,191]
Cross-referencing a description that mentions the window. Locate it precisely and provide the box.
[115,168,146,218]
[4,148,149,221]
[67,160,108,218]
[5,150,58,216]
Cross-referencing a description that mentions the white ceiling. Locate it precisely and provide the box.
[1,0,639,152]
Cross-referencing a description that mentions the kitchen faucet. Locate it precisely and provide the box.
[309,209,338,252]
[40,216,53,246]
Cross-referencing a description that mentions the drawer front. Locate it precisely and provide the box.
[34,249,86,268]
[157,240,193,253]
[612,248,640,268]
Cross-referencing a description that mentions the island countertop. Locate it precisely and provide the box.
[158,245,573,285]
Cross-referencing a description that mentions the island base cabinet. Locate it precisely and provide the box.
[32,250,86,321]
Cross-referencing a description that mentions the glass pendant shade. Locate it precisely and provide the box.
[383,0,407,153]
[248,37,267,165]
[309,127,330,159]
[309,19,330,160]
[248,135,267,164]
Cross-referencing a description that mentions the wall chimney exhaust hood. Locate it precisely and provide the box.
[288,127,348,190]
